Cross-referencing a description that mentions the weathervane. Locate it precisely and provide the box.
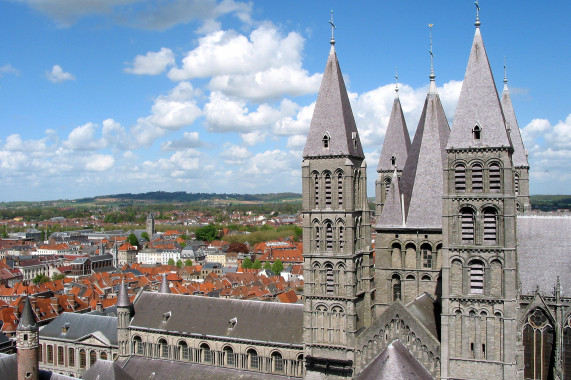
[394,67,399,94]
[429,24,435,80]
[329,10,336,45]
[503,56,508,84]
[474,0,481,27]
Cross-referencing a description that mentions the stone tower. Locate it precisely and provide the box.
[117,281,134,359]
[146,212,155,238]
[440,17,520,379]
[302,34,374,379]
[375,84,411,216]
[500,68,531,213]
[16,297,39,380]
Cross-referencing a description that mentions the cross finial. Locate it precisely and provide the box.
[503,56,508,84]
[429,24,435,80]
[329,10,336,45]
[394,67,399,95]
[474,0,481,27]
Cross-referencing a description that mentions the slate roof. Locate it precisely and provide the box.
[130,292,303,345]
[377,96,411,172]
[159,273,171,293]
[17,296,38,331]
[407,293,439,340]
[39,312,118,346]
[377,169,404,228]
[447,26,511,150]
[517,215,571,295]
[303,43,364,159]
[501,81,529,167]
[121,356,294,380]
[399,80,450,229]
[82,360,134,380]
[116,282,131,307]
[356,339,433,380]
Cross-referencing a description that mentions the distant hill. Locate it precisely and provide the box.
[529,195,571,212]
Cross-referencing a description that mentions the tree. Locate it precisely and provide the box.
[184,259,193,267]
[167,258,175,266]
[260,224,274,231]
[51,273,65,281]
[253,259,262,269]
[176,259,183,268]
[242,257,253,269]
[33,273,50,284]
[127,233,139,247]
[228,242,249,254]
[272,259,284,275]
[141,231,150,241]
[263,262,272,271]
[195,224,218,242]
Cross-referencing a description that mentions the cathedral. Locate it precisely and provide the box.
[4,8,571,380]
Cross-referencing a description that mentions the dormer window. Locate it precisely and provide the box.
[473,125,481,141]
[391,155,396,167]
[162,311,171,322]
[322,134,330,148]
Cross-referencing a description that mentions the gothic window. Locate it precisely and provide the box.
[421,243,432,269]
[472,164,483,192]
[158,338,168,358]
[338,225,344,251]
[514,173,520,195]
[58,346,64,365]
[384,177,392,197]
[314,173,319,208]
[473,125,481,141]
[179,341,189,361]
[79,349,86,369]
[337,172,343,208]
[325,222,333,251]
[461,208,475,243]
[325,173,332,208]
[325,263,334,295]
[314,224,320,251]
[483,208,497,245]
[469,260,484,294]
[68,348,75,367]
[200,343,212,363]
[89,350,96,366]
[47,345,54,363]
[455,164,466,192]
[523,309,555,380]
[392,274,401,301]
[322,134,330,148]
[248,349,259,369]
[391,242,402,269]
[272,352,284,373]
[133,336,143,355]
[489,163,501,192]
[224,346,235,367]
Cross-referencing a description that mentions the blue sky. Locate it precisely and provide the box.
[0,1,569,202]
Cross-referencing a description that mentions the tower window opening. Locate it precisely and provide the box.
[384,177,392,197]
[472,164,483,192]
[315,225,320,251]
[392,275,402,301]
[326,223,333,251]
[470,260,484,294]
[337,172,343,207]
[391,154,396,167]
[461,208,475,243]
[489,163,501,192]
[325,174,332,208]
[473,125,481,141]
[483,208,497,245]
[326,264,334,294]
[515,173,520,195]
[339,225,344,251]
[314,174,319,208]
[322,134,330,148]
[455,165,466,192]
[421,244,433,269]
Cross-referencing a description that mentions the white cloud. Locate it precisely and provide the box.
[46,64,76,83]
[63,123,106,151]
[240,131,267,146]
[521,118,551,144]
[147,81,202,129]
[161,131,203,151]
[219,144,252,165]
[0,64,19,77]
[85,154,115,171]
[4,134,49,152]
[125,47,175,75]
[545,114,571,149]
[286,134,306,150]
[273,102,314,136]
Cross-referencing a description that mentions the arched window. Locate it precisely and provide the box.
[473,125,481,141]
[224,346,235,367]
[461,208,475,243]
[179,341,189,361]
[469,260,484,294]
[421,275,431,281]
[483,208,497,245]
[384,177,392,197]
[523,309,555,380]
[47,345,54,364]
[338,224,344,251]
[514,173,520,195]
[325,263,334,294]
[325,173,332,208]
[58,346,64,365]
[325,222,333,251]
[421,243,432,269]
[158,338,168,358]
[455,164,466,192]
[100,352,107,360]
[79,349,86,369]
[89,350,96,366]
[472,164,483,192]
[490,260,502,297]
[247,349,259,369]
[322,134,330,148]
[133,336,143,355]
[489,163,501,192]
[68,348,75,367]
[391,154,396,167]
[200,343,212,363]
[314,224,320,251]
[272,352,284,373]
[337,172,343,208]
[392,274,401,301]
[314,173,319,208]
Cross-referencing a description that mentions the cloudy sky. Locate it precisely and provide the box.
[0,1,569,201]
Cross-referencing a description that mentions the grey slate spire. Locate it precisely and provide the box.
[159,273,171,294]
[377,93,411,172]
[116,281,131,307]
[17,296,38,331]
[446,26,511,150]
[302,43,364,159]
[377,169,404,228]
[400,73,450,228]
[501,70,529,167]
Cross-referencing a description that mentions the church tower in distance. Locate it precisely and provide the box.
[16,297,39,380]
[117,281,134,359]
[302,23,374,379]
[440,14,521,379]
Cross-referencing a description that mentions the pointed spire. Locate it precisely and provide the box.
[447,24,511,150]
[159,273,171,294]
[17,296,38,331]
[116,281,131,307]
[303,16,364,159]
[428,24,437,94]
[377,90,411,173]
[377,168,404,228]
[501,60,529,167]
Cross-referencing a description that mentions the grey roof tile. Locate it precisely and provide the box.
[303,44,364,159]
[39,312,117,346]
[116,282,131,308]
[130,292,303,345]
[82,360,134,380]
[159,273,171,294]
[407,293,439,340]
[447,27,511,150]
[377,96,411,172]
[501,83,529,167]
[377,169,404,228]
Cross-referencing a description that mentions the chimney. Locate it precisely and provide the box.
[96,301,103,312]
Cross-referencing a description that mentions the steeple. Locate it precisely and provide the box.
[159,273,171,294]
[116,281,131,307]
[16,296,39,380]
[501,61,529,168]
[302,29,364,159]
[17,296,37,332]
[446,20,511,150]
